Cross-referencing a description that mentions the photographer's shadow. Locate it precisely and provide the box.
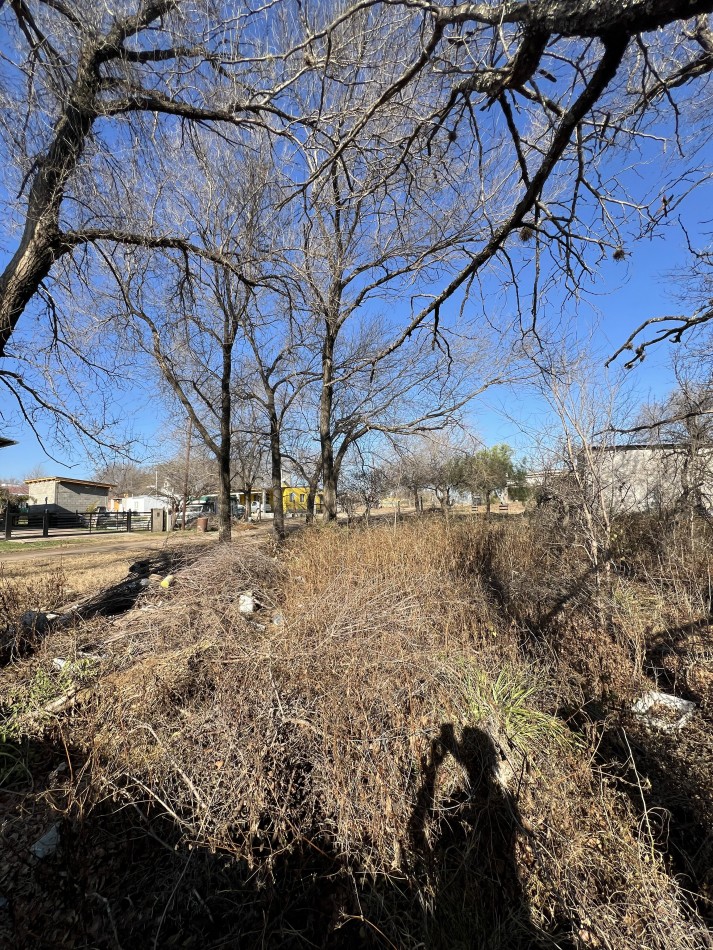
[408,723,545,949]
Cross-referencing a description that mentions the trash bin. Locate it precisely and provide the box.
[196,516,208,532]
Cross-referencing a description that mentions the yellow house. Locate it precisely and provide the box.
[232,486,323,513]
[282,486,323,513]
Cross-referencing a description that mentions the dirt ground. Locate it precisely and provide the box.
[0,525,274,598]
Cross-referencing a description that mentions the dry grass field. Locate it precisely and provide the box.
[1,514,712,949]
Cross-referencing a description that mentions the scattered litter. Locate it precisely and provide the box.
[53,654,100,671]
[272,613,284,626]
[49,762,68,781]
[632,691,696,732]
[239,592,255,615]
[30,824,60,859]
[160,575,175,588]
[248,621,266,631]
[139,578,149,587]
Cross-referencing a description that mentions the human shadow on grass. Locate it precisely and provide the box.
[408,723,556,950]
[2,725,582,949]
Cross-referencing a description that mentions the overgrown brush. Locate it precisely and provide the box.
[1,519,711,948]
[0,564,69,627]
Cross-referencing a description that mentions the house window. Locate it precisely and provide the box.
[300,494,305,503]
[290,492,296,502]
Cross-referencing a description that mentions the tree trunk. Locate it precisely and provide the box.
[217,338,233,542]
[218,450,232,541]
[267,396,285,541]
[320,322,338,521]
[306,465,321,524]
[0,57,97,358]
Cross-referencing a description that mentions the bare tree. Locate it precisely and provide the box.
[521,339,641,626]
[3,1,713,473]
[339,451,389,526]
[92,133,284,541]
[154,444,217,513]
[0,0,318,356]
[284,13,503,518]
[393,433,471,517]
[625,352,713,535]
[285,1,713,378]
[93,460,147,498]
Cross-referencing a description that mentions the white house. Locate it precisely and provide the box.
[584,443,713,513]
[116,494,171,513]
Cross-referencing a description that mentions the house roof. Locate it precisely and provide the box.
[0,483,29,495]
[25,476,115,488]
[589,442,713,452]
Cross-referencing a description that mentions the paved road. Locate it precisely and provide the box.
[0,514,342,565]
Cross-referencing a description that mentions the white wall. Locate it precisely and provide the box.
[118,495,170,512]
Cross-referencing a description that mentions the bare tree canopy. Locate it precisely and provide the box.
[2,0,713,361]
[0,0,298,356]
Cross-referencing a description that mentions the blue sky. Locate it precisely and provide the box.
[474,227,693,453]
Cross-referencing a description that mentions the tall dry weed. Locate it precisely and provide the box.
[1,519,710,948]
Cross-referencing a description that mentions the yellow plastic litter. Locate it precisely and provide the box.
[160,574,174,588]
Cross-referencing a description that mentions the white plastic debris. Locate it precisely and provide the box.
[30,824,60,859]
[632,691,696,733]
[239,592,255,615]
[52,658,67,671]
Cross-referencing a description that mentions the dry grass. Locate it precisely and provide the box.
[0,533,217,601]
[1,517,712,948]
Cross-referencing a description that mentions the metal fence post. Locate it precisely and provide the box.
[127,510,132,533]
[4,510,11,540]
[43,510,49,537]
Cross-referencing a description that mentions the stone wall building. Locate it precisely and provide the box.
[25,476,114,516]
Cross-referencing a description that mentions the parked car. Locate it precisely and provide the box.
[175,500,246,527]
[174,502,212,528]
